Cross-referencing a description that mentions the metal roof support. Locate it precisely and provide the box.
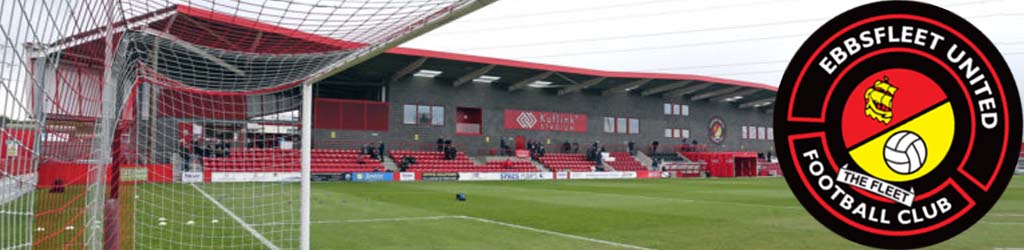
[662,82,711,98]
[602,79,651,96]
[641,80,691,96]
[710,88,760,102]
[388,57,427,83]
[691,86,741,101]
[558,77,606,96]
[453,64,495,87]
[738,97,776,109]
[507,71,554,91]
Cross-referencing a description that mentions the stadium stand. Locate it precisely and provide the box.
[392,150,535,172]
[649,152,686,162]
[205,148,384,173]
[539,153,595,172]
[483,158,542,172]
[607,152,648,171]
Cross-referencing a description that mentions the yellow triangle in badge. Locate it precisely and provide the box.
[848,102,954,182]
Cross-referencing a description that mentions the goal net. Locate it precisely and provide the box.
[0,0,491,249]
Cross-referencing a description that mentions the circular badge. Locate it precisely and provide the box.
[774,1,1020,249]
[708,117,727,144]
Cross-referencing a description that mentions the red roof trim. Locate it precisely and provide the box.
[174,5,776,91]
[58,4,777,92]
[387,47,778,91]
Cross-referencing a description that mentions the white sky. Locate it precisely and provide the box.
[404,0,1024,88]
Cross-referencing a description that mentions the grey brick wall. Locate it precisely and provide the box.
[313,77,776,155]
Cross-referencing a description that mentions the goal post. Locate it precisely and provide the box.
[0,0,494,249]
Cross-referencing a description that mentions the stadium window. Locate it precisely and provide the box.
[431,106,444,126]
[628,118,639,134]
[664,128,688,138]
[604,117,615,133]
[403,105,416,124]
[768,127,774,140]
[605,117,637,134]
[741,126,748,139]
[664,103,689,116]
[404,104,444,126]
[416,105,431,124]
[758,126,767,140]
[616,118,628,134]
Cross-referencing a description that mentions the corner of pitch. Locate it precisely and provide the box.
[798,148,956,227]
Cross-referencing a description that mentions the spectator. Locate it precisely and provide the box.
[528,141,537,160]
[400,155,416,171]
[191,138,204,169]
[444,139,453,154]
[445,145,458,160]
[222,139,231,157]
[377,141,386,161]
[179,138,191,172]
[436,137,445,152]
[538,144,546,158]
[627,141,636,155]
[214,139,228,157]
[368,143,378,161]
[562,141,571,153]
[572,142,580,153]
[499,138,510,156]
[650,141,660,155]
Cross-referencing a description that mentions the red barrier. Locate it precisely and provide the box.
[679,151,759,178]
[635,171,671,179]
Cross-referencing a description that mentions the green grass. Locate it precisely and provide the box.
[9,177,1024,249]
[300,178,1024,249]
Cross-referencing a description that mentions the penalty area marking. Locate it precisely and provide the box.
[308,215,654,250]
[192,184,280,250]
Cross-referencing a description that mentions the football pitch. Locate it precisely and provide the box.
[16,177,1024,249]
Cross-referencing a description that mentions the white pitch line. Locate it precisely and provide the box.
[192,184,280,250]
[252,215,461,227]
[303,215,654,250]
[459,216,654,250]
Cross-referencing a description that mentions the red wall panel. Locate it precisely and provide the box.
[314,98,388,131]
